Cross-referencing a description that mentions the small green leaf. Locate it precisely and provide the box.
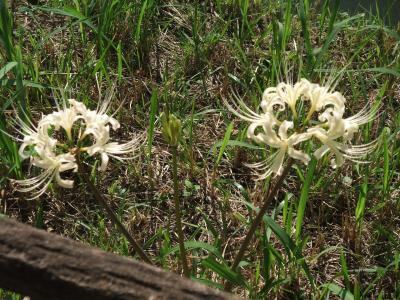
[323,283,354,300]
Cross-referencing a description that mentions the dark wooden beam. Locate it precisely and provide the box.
[0,217,239,300]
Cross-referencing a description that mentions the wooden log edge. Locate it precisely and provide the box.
[0,217,240,300]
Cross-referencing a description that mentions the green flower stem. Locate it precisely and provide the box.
[76,154,153,265]
[224,159,294,292]
[172,145,190,278]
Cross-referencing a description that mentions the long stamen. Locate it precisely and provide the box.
[245,153,278,180]
[223,97,265,123]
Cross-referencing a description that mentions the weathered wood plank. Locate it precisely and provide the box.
[0,217,239,300]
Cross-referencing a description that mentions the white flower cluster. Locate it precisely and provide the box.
[225,79,377,179]
[14,99,140,198]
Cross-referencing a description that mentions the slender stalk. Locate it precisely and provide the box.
[224,159,294,292]
[172,145,190,278]
[76,154,153,265]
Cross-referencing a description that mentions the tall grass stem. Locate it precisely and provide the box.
[76,153,153,265]
[172,145,190,278]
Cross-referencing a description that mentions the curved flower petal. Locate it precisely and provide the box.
[100,152,109,171]
[55,172,74,189]
[313,144,330,159]
[247,114,282,147]
[278,120,293,140]
[288,148,310,165]
[262,87,286,113]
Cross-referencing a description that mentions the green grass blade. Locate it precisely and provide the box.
[0,0,15,59]
[147,89,158,159]
[298,0,313,72]
[282,0,292,45]
[326,0,340,36]
[215,121,234,166]
[340,250,350,290]
[382,128,390,197]
[364,67,400,77]
[295,158,317,242]
[0,61,17,79]
[263,215,314,287]
[164,240,223,261]
[135,0,149,42]
[117,41,122,82]
[35,6,129,69]
[210,139,262,153]
[323,283,355,300]
[355,181,368,227]
[313,14,364,72]
[201,257,248,288]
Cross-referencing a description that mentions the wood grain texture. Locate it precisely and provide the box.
[0,217,239,300]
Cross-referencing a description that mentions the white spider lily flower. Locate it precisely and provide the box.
[18,133,57,161]
[69,99,139,171]
[247,119,311,178]
[308,108,377,168]
[68,99,120,139]
[224,78,378,179]
[16,118,58,160]
[262,79,311,118]
[308,127,376,168]
[13,152,77,199]
[38,106,79,141]
[308,126,346,168]
[304,83,346,120]
[85,125,141,171]
[12,97,141,199]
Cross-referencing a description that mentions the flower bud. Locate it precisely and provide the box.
[161,112,181,146]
